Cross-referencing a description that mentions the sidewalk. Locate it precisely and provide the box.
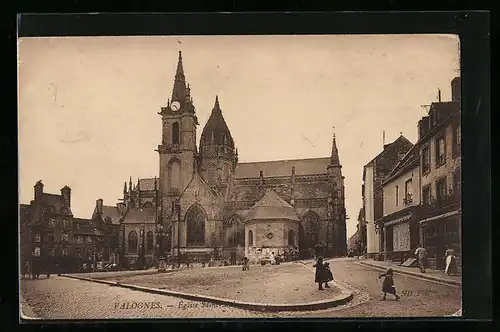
[19,293,39,320]
[358,259,461,286]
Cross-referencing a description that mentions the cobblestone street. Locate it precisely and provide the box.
[20,276,274,319]
[20,258,461,319]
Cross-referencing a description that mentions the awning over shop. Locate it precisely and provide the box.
[419,210,460,224]
[384,214,413,227]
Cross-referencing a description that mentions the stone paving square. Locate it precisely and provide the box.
[93,262,342,305]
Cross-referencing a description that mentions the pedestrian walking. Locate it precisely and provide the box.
[313,256,327,290]
[323,262,334,288]
[378,268,400,301]
[270,252,276,265]
[444,248,458,275]
[414,244,428,273]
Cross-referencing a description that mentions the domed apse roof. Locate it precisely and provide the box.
[245,189,300,222]
[200,95,234,148]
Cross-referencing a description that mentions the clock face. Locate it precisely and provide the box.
[266,232,274,240]
[171,101,181,111]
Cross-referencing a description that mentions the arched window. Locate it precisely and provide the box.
[225,215,244,247]
[248,230,254,246]
[128,231,138,254]
[146,231,154,252]
[168,159,181,190]
[186,205,206,246]
[172,122,179,145]
[288,229,295,246]
[222,164,231,183]
[206,163,217,183]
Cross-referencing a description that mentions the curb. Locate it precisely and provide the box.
[19,294,40,321]
[358,261,461,286]
[61,274,353,312]
[69,269,172,280]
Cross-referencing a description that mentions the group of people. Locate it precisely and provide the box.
[21,260,51,280]
[313,256,334,290]
[414,244,459,275]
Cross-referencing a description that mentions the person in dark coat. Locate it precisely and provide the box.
[323,262,334,288]
[313,256,326,290]
[241,257,249,271]
[378,268,400,301]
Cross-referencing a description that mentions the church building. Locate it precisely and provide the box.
[120,51,348,264]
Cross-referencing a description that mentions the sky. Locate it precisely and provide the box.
[18,34,460,238]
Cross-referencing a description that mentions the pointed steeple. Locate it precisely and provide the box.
[123,181,127,195]
[214,95,220,110]
[200,95,233,149]
[171,50,187,103]
[328,128,341,168]
[129,176,132,192]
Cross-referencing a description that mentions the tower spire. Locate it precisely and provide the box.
[328,127,341,167]
[214,95,220,110]
[171,50,187,103]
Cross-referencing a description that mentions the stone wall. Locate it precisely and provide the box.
[244,219,299,262]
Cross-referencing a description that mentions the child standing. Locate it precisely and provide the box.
[242,257,249,271]
[378,268,400,301]
[313,256,326,290]
[323,262,334,288]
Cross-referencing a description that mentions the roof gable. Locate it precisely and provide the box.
[253,189,293,209]
[384,145,420,184]
[246,189,300,222]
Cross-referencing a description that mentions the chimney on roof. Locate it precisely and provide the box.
[418,117,430,141]
[451,77,461,101]
[259,170,264,186]
[61,185,71,208]
[96,199,103,214]
[438,88,442,102]
[34,180,44,201]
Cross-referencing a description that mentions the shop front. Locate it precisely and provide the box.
[420,210,461,270]
[380,206,419,263]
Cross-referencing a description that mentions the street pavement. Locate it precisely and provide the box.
[20,257,461,319]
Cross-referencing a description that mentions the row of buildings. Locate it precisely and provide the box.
[20,182,123,272]
[20,50,349,271]
[349,76,461,271]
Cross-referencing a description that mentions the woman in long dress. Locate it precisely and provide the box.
[444,248,458,275]
[313,256,326,290]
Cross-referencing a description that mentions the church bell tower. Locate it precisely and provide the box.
[157,51,199,224]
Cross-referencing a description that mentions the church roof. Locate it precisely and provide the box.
[234,157,329,179]
[245,189,300,222]
[122,208,156,224]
